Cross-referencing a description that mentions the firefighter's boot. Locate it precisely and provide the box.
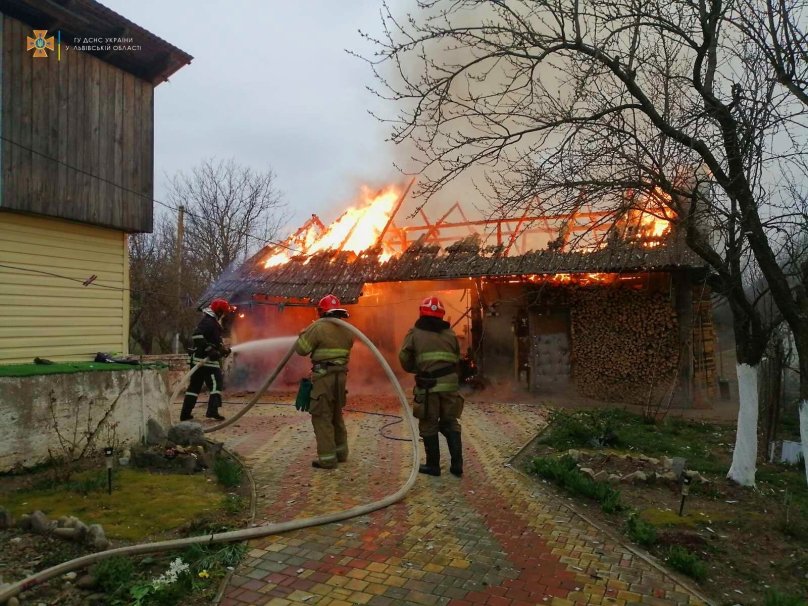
[206,393,225,421]
[419,434,441,476]
[180,395,196,421]
[446,431,463,477]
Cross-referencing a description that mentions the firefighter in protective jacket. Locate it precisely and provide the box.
[180,298,232,421]
[399,296,464,477]
[295,294,354,469]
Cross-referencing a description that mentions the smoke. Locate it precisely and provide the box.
[224,281,473,396]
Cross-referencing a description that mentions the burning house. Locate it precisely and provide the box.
[202,183,718,407]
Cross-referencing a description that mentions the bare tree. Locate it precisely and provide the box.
[129,216,182,354]
[365,0,808,484]
[168,158,287,285]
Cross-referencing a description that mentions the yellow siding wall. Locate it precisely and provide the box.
[0,211,129,363]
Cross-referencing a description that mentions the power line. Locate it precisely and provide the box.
[0,134,302,255]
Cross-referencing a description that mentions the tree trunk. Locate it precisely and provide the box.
[727,363,759,486]
[798,338,808,486]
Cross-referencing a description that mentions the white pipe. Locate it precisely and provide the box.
[0,318,418,605]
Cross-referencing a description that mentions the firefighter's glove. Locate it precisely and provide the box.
[221,346,232,358]
[205,345,221,361]
[295,378,313,412]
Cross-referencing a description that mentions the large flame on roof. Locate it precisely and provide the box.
[263,185,402,268]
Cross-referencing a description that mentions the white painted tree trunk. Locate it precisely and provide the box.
[800,400,808,486]
[727,363,759,486]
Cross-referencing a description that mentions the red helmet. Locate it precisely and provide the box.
[210,298,231,316]
[317,294,347,315]
[419,296,445,318]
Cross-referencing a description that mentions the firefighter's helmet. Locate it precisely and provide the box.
[210,298,231,316]
[419,296,446,318]
[317,294,348,316]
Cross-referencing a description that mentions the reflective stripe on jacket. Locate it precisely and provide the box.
[399,325,460,393]
[295,320,354,367]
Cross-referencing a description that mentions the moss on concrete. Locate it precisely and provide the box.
[0,361,166,378]
[3,469,224,541]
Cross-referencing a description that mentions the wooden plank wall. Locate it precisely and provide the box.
[0,211,128,362]
[1,15,154,233]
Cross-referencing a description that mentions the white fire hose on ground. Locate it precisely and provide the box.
[0,318,419,605]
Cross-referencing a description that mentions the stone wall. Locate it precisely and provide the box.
[0,368,170,471]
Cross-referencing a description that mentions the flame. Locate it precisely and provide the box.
[628,188,676,247]
[263,185,401,268]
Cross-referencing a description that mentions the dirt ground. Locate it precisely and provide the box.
[513,438,808,605]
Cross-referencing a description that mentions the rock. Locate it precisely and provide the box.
[607,474,621,485]
[167,421,206,446]
[76,575,97,590]
[16,514,32,531]
[86,524,110,550]
[660,456,674,469]
[0,506,14,529]
[567,449,582,462]
[658,470,679,482]
[74,521,89,542]
[684,470,710,483]
[622,471,648,483]
[53,527,81,541]
[30,510,52,534]
[63,572,78,581]
[639,455,660,465]
[204,439,224,458]
[7,597,20,606]
[579,467,596,479]
[83,593,107,606]
[593,470,610,482]
[146,418,167,445]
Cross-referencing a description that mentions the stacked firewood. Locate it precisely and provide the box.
[571,287,678,403]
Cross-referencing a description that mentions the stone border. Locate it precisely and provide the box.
[506,428,716,606]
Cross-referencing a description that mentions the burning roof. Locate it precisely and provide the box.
[200,183,705,306]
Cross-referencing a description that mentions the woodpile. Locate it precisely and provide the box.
[571,288,678,404]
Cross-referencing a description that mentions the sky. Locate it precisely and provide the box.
[102,0,408,230]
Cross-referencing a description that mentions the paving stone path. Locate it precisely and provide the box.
[211,397,706,606]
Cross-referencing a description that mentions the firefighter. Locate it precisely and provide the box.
[399,296,464,477]
[295,294,354,469]
[180,298,232,421]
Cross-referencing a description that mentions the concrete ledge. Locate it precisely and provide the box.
[0,368,170,471]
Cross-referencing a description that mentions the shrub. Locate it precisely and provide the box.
[213,456,243,488]
[94,555,135,595]
[222,493,246,515]
[531,455,623,513]
[666,546,707,581]
[626,513,657,547]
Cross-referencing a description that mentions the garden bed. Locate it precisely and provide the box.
[0,449,252,605]
[514,409,807,606]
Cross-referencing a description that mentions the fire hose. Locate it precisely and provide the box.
[0,318,419,605]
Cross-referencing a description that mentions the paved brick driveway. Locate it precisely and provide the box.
[211,397,706,606]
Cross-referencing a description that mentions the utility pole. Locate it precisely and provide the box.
[173,205,185,354]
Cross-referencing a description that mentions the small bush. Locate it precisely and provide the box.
[213,456,243,488]
[94,555,135,595]
[540,409,624,449]
[666,546,707,581]
[531,455,623,513]
[764,590,807,606]
[626,513,658,546]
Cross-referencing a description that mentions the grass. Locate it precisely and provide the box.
[626,512,657,546]
[0,360,166,377]
[213,456,243,488]
[539,408,730,474]
[765,590,808,606]
[530,455,622,513]
[3,469,226,541]
[666,546,708,581]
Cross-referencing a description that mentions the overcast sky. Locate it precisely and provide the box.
[102,0,407,229]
